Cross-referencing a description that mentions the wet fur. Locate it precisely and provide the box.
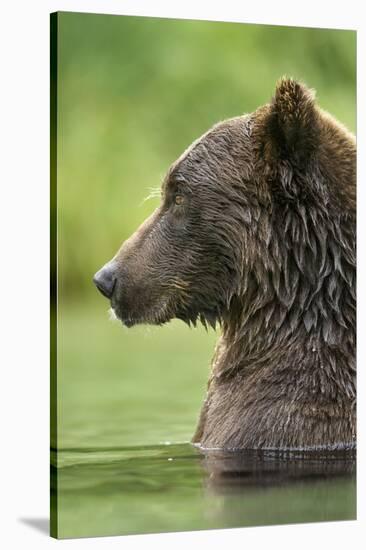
[102,78,356,450]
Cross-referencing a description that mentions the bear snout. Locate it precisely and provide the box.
[93,262,117,299]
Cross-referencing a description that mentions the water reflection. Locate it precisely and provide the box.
[52,443,356,538]
[198,447,356,529]
[200,448,356,491]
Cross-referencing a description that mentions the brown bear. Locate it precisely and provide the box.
[94,78,356,451]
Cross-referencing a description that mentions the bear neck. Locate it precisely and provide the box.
[216,204,356,380]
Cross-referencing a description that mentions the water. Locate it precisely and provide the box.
[51,443,356,539]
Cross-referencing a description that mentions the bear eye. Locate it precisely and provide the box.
[174,194,184,206]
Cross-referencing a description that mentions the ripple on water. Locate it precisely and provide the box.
[51,443,356,538]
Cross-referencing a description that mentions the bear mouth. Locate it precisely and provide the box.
[109,299,173,328]
[108,307,135,327]
[109,305,139,327]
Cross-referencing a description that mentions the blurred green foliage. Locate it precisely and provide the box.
[57,13,356,297]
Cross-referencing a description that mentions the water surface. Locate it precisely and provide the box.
[52,443,356,539]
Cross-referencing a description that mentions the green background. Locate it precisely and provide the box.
[58,12,356,300]
[54,12,356,538]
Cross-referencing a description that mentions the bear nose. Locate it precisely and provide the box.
[93,263,116,299]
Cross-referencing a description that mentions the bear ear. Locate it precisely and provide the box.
[265,77,319,165]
